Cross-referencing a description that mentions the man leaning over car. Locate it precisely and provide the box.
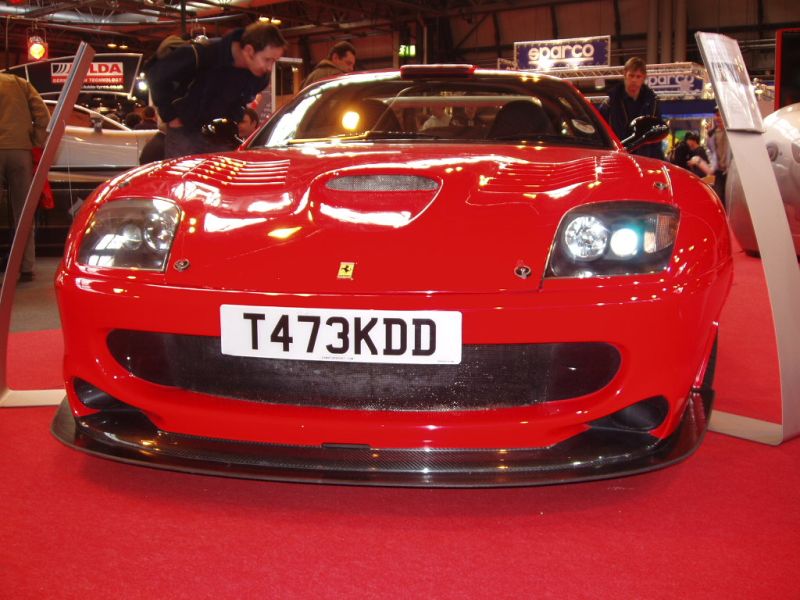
[147,21,287,159]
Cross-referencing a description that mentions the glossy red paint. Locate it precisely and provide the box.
[56,147,731,447]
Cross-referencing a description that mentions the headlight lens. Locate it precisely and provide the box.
[77,199,181,271]
[563,216,609,260]
[547,202,679,278]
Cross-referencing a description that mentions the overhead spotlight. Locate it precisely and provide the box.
[258,16,282,25]
[27,30,48,61]
[107,42,118,49]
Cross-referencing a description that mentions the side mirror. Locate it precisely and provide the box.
[90,116,104,133]
[621,116,668,153]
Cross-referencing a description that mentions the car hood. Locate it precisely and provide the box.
[115,143,676,294]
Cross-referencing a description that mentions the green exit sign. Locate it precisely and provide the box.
[399,44,416,57]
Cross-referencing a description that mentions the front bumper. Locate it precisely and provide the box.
[51,388,711,487]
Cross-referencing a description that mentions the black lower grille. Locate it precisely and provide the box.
[107,330,620,411]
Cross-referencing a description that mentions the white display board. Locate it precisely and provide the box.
[697,32,800,444]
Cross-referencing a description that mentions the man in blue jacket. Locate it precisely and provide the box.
[599,57,664,160]
[147,22,287,158]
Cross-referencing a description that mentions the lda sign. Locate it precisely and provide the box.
[515,36,611,70]
[51,61,125,87]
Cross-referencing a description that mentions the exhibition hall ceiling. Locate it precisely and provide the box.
[1,0,579,54]
[1,0,798,68]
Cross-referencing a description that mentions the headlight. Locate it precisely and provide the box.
[547,202,679,278]
[77,198,181,271]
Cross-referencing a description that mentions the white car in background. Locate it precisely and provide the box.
[45,100,158,185]
[727,102,800,255]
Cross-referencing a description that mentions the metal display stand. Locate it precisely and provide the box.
[696,32,800,444]
[0,43,96,408]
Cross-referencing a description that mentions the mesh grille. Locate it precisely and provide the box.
[107,330,620,411]
[326,175,438,192]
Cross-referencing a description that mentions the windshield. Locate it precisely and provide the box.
[250,71,613,149]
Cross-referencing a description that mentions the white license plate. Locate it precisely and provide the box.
[220,305,462,364]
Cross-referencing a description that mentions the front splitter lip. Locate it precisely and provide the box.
[51,391,712,488]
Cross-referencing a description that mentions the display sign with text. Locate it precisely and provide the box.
[5,53,142,96]
[696,32,763,132]
[515,36,610,71]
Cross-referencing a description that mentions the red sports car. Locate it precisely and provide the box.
[52,65,732,486]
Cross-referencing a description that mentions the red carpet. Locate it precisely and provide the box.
[1,241,795,598]
[1,406,798,598]
[715,243,782,422]
[7,328,64,390]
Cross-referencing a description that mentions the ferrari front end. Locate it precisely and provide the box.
[52,67,732,486]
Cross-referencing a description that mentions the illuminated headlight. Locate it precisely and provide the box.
[77,199,181,271]
[547,202,679,278]
[563,216,609,260]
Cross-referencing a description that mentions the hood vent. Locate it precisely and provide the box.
[183,157,290,188]
[327,174,439,192]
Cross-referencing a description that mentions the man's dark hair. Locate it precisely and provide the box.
[684,131,700,143]
[243,107,259,125]
[623,56,647,74]
[142,105,156,119]
[241,22,288,52]
[329,41,356,60]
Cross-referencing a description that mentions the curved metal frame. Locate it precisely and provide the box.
[0,43,95,408]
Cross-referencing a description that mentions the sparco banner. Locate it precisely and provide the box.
[647,73,706,94]
[515,36,611,70]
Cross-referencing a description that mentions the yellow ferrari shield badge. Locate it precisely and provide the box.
[337,262,356,279]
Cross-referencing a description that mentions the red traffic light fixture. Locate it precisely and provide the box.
[27,28,48,62]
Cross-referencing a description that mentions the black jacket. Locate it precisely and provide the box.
[599,82,663,159]
[146,29,269,131]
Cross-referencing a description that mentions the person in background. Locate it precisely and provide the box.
[670,131,711,177]
[599,56,663,159]
[451,105,484,129]
[421,105,451,130]
[683,132,713,177]
[139,128,166,164]
[238,107,260,140]
[0,72,50,282]
[669,132,691,169]
[302,41,356,88]
[147,21,287,158]
[123,112,142,129]
[707,107,731,207]
[135,105,159,130]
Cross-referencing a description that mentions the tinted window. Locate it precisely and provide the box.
[252,71,612,149]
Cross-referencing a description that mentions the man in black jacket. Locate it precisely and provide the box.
[147,22,287,158]
[599,57,664,160]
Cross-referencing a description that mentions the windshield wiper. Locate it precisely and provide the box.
[489,133,604,147]
[363,131,445,140]
[489,133,565,142]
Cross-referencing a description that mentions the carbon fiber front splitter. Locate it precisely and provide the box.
[51,391,712,487]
